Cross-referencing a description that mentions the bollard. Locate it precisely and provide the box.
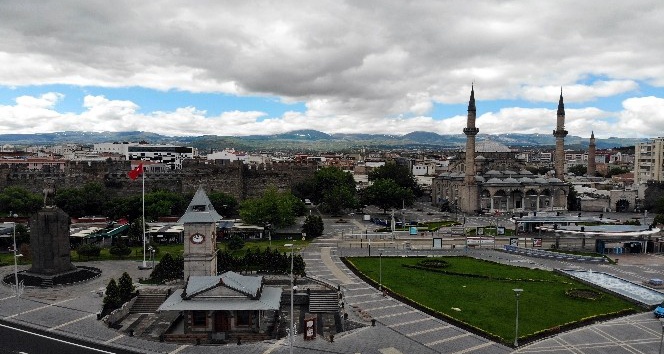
[159,334,164,342]
[129,329,134,337]
[237,336,241,345]
[371,319,376,326]
[330,334,334,342]
[196,338,201,346]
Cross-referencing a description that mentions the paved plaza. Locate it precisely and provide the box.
[2,215,664,353]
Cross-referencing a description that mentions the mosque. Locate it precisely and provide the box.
[431,87,571,214]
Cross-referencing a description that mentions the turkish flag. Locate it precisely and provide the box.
[128,163,143,180]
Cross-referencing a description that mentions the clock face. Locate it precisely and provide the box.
[190,233,205,244]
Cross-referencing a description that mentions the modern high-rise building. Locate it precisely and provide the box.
[634,137,664,185]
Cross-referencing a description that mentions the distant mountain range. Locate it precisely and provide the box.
[0,130,647,152]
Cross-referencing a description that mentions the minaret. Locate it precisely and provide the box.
[553,88,568,180]
[464,85,479,183]
[460,85,480,213]
[587,131,596,176]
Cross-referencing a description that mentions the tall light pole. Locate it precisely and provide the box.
[513,288,523,347]
[378,249,384,291]
[659,318,664,354]
[284,243,294,354]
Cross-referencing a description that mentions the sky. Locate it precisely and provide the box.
[1,1,664,139]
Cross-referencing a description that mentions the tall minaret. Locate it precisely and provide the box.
[587,131,596,177]
[553,88,568,180]
[463,84,479,184]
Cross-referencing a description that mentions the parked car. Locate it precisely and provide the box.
[654,301,664,318]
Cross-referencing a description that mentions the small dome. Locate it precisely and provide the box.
[486,178,503,184]
[503,170,517,175]
[548,177,562,183]
[504,177,519,184]
[485,170,501,175]
[533,177,548,184]
[474,176,486,183]
[476,155,486,160]
[519,177,533,183]
[519,169,533,175]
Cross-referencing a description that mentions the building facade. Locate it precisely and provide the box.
[635,137,664,185]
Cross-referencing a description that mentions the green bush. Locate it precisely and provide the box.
[77,243,101,260]
[228,235,245,251]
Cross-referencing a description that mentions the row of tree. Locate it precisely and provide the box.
[292,163,422,215]
[146,248,306,284]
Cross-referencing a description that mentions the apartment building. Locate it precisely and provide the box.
[634,137,664,185]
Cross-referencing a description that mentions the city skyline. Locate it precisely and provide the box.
[1,1,663,139]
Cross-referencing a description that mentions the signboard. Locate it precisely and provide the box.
[409,226,418,235]
[509,237,519,246]
[363,214,371,221]
[304,316,316,340]
[533,238,542,247]
[476,227,484,235]
[497,226,506,235]
[432,238,442,249]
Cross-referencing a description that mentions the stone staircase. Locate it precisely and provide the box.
[308,292,339,313]
[130,292,168,314]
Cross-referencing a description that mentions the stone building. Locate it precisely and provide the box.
[432,87,570,214]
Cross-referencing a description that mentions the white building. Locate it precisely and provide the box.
[635,137,664,185]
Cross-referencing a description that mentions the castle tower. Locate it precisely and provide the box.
[587,131,596,176]
[553,88,568,180]
[179,187,222,279]
[461,85,480,213]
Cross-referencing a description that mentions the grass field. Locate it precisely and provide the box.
[346,256,639,345]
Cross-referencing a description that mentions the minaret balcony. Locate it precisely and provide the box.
[463,127,479,136]
[553,129,568,138]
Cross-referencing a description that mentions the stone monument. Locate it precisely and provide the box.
[28,206,76,275]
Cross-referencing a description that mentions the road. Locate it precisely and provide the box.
[0,317,137,354]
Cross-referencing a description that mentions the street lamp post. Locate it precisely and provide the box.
[513,288,523,347]
[284,243,295,354]
[378,249,384,291]
[659,318,664,354]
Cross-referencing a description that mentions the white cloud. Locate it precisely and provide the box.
[0,1,662,137]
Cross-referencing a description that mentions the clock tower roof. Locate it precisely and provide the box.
[178,187,223,224]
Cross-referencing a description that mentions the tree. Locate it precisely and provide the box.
[109,241,132,259]
[208,192,239,217]
[228,235,245,251]
[362,178,414,213]
[321,184,357,215]
[103,278,121,310]
[368,162,422,198]
[0,187,43,216]
[118,272,135,303]
[302,214,324,238]
[239,186,303,228]
[55,182,109,218]
[144,190,188,220]
[567,184,579,211]
[606,166,630,177]
[311,167,357,205]
[127,218,145,244]
[76,243,101,260]
[568,164,587,176]
[653,214,664,226]
[149,253,184,283]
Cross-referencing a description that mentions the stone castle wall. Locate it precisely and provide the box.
[0,160,317,200]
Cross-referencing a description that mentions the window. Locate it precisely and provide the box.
[236,311,253,326]
[192,311,207,327]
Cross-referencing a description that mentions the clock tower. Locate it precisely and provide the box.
[179,187,223,279]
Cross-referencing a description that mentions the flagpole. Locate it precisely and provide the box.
[142,164,147,268]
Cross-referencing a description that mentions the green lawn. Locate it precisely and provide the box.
[346,256,639,345]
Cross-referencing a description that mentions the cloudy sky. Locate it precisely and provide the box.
[1,0,663,139]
